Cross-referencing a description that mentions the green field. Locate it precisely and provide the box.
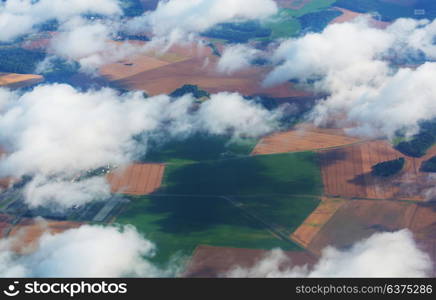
[162,152,322,196]
[144,134,258,165]
[202,0,339,42]
[261,1,339,39]
[116,152,322,266]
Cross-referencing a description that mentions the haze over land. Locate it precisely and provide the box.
[0,0,435,278]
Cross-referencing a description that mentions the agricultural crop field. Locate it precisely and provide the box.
[184,245,317,277]
[302,199,436,277]
[161,152,322,196]
[116,152,323,264]
[107,163,165,195]
[145,134,258,165]
[111,53,307,98]
[8,218,82,253]
[0,73,43,88]
[318,141,436,201]
[251,124,363,155]
[291,197,347,248]
[0,214,14,238]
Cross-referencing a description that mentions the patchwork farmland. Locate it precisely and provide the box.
[184,245,317,277]
[106,163,165,195]
[251,124,364,155]
[100,42,308,98]
[319,141,436,201]
[296,199,436,276]
[290,197,347,248]
[0,214,15,238]
[8,218,82,253]
[0,73,43,89]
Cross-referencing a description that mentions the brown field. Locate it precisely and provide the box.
[330,7,390,29]
[251,123,364,155]
[302,199,436,276]
[100,41,309,98]
[100,55,171,81]
[274,0,312,9]
[291,197,347,248]
[410,204,436,241]
[114,55,308,98]
[0,148,15,189]
[417,239,436,277]
[7,218,82,253]
[0,177,15,190]
[99,42,199,82]
[331,7,363,24]
[0,73,43,89]
[21,32,56,51]
[106,163,165,195]
[319,141,436,201]
[0,214,15,238]
[183,245,317,277]
[305,200,416,254]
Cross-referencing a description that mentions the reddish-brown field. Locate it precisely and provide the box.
[417,239,436,277]
[115,55,308,98]
[100,41,308,98]
[291,197,347,248]
[331,7,363,24]
[410,204,436,241]
[100,41,198,82]
[106,163,165,195]
[183,245,317,277]
[100,56,171,81]
[7,218,82,253]
[0,148,15,189]
[251,124,363,155]
[0,73,43,89]
[302,199,436,276]
[319,141,436,201]
[0,214,15,238]
[330,7,390,29]
[0,177,14,190]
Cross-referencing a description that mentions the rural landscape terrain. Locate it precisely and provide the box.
[0,0,435,278]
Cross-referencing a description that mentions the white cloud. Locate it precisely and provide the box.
[217,44,261,75]
[0,0,121,42]
[23,175,111,209]
[264,17,436,139]
[0,224,169,277]
[197,92,283,139]
[0,84,157,177]
[126,0,277,45]
[0,85,283,208]
[228,230,432,278]
[46,17,148,73]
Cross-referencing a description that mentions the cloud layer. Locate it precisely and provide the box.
[228,230,432,278]
[126,0,277,45]
[0,84,283,208]
[0,224,166,277]
[264,17,436,138]
[217,44,261,75]
[0,0,121,42]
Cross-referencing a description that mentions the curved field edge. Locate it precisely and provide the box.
[114,152,323,265]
